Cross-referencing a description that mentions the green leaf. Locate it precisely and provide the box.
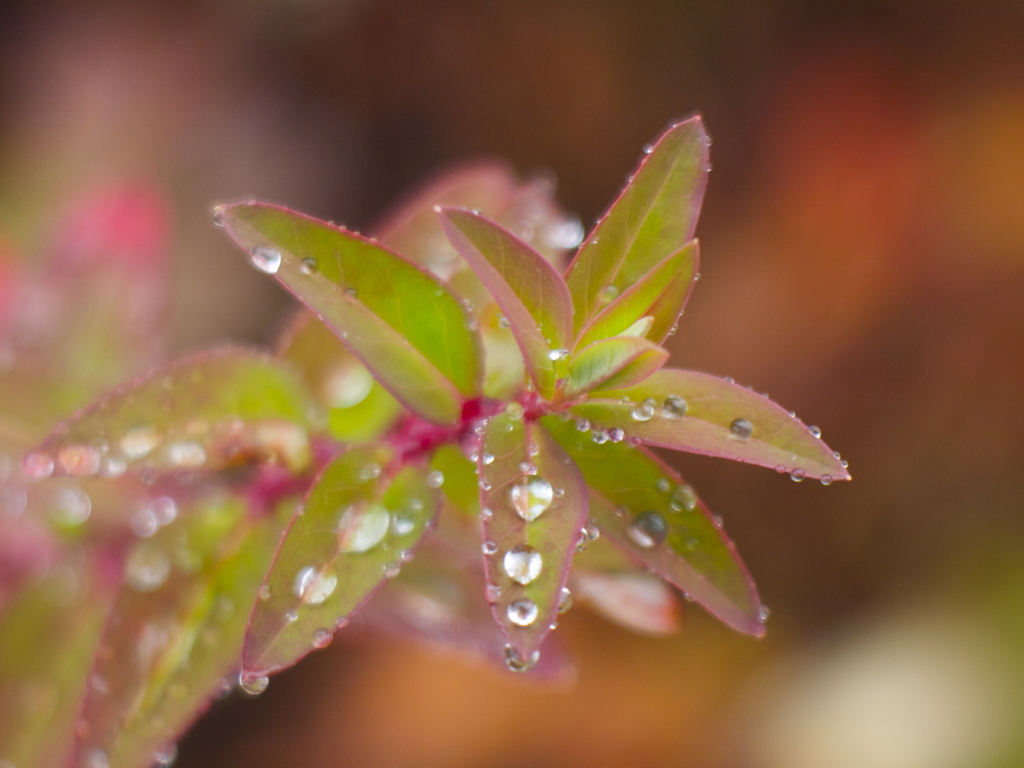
[242,448,437,678]
[32,349,314,479]
[565,117,709,336]
[575,369,851,481]
[477,409,588,666]
[219,203,481,426]
[575,242,698,349]
[543,415,764,636]
[71,494,289,768]
[440,208,573,400]
[564,336,669,398]
[279,313,403,444]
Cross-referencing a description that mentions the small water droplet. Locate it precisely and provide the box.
[518,461,537,475]
[166,441,206,468]
[480,506,493,521]
[357,462,381,482]
[806,425,822,439]
[248,245,281,274]
[285,610,299,623]
[212,206,225,227]
[669,485,698,512]
[497,315,511,329]
[655,478,671,493]
[600,285,619,304]
[820,475,833,486]
[504,644,540,672]
[543,215,585,250]
[662,395,687,419]
[607,427,625,443]
[628,511,668,548]
[239,675,269,696]
[509,475,554,521]
[312,629,333,649]
[547,348,569,361]
[482,540,498,556]
[382,561,401,578]
[642,143,654,154]
[344,287,358,299]
[481,452,495,465]
[758,605,771,623]
[503,545,543,585]
[130,508,159,537]
[631,399,657,422]
[257,585,271,601]
[790,468,805,482]
[729,418,753,440]
[294,566,337,605]
[391,513,416,536]
[426,470,444,488]
[125,543,171,592]
[120,426,161,460]
[479,478,492,491]
[507,599,539,626]
[22,450,54,479]
[299,258,318,275]
[337,503,389,552]
[574,418,591,433]
[591,429,609,444]
[505,402,524,419]
[557,587,573,614]
[485,583,502,603]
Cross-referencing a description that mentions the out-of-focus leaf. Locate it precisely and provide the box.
[575,242,698,349]
[564,336,668,398]
[429,444,479,515]
[218,203,481,426]
[242,448,437,678]
[278,314,402,444]
[71,493,290,768]
[478,410,588,667]
[440,209,573,400]
[572,571,681,636]
[565,117,709,336]
[576,369,851,482]
[0,556,113,768]
[543,416,763,636]
[30,349,314,479]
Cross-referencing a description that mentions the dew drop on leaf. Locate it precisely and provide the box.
[57,444,102,476]
[299,258,318,275]
[482,540,498,556]
[504,644,540,672]
[22,450,54,479]
[211,205,225,227]
[655,477,671,493]
[729,418,753,440]
[591,429,609,444]
[312,629,333,649]
[547,348,569,361]
[293,566,338,605]
[630,399,657,422]
[120,426,161,460]
[239,675,269,696]
[248,245,282,275]
[337,503,390,553]
[485,583,501,603]
[165,441,207,468]
[81,747,110,768]
[509,475,554,521]
[608,428,625,443]
[481,452,495,465]
[628,511,668,548]
[600,285,619,304]
[507,598,539,626]
[662,395,687,419]
[503,545,543,585]
[574,418,591,433]
[426,470,444,488]
[820,475,833,486]
[808,425,822,438]
[669,484,698,513]
[125,543,171,592]
[557,587,573,614]
[790,468,805,483]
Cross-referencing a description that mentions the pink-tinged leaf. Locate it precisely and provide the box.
[478,410,588,668]
[577,369,851,482]
[565,336,669,398]
[575,242,699,349]
[542,416,763,636]
[565,117,709,336]
[71,494,288,768]
[0,556,113,768]
[440,208,573,400]
[278,313,403,444]
[28,349,314,480]
[572,571,681,636]
[218,203,481,426]
[243,449,437,679]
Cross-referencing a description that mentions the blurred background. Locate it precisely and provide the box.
[1,0,1023,766]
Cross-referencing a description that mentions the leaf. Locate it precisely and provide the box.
[31,349,314,479]
[71,493,289,768]
[575,369,851,481]
[440,208,573,400]
[242,448,437,678]
[477,410,588,667]
[565,117,709,336]
[278,313,402,444]
[542,416,763,636]
[564,336,669,398]
[575,242,699,349]
[218,203,481,426]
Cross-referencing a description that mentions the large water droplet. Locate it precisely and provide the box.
[507,599,539,626]
[631,399,656,422]
[125,543,171,592]
[729,418,753,439]
[504,644,540,672]
[509,475,554,521]
[337,503,389,552]
[293,566,338,605]
[628,511,668,548]
[239,675,269,696]
[249,245,281,274]
[503,545,543,585]
[662,395,687,420]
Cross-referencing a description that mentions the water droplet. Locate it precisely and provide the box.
[820,475,833,486]
[382,561,401,578]
[669,484,698,512]
[544,215,585,250]
[130,508,159,537]
[249,245,281,274]
[729,418,753,440]
[100,456,127,477]
[557,587,573,614]
[166,441,206,468]
[547,348,569,361]
[481,452,494,465]
[239,675,269,696]
[662,395,687,419]
[312,629,333,649]
[808,425,822,438]
[503,545,543,585]
[212,206,225,227]
[574,418,591,432]
[479,478,492,491]
[22,450,54,479]
[758,605,771,623]
[591,429,609,444]
[600,285,619,304]
[299,258,318,275]
[285,610,299,623]
[125,543,171,592]
[344,287,358,299]
[628,512,668,548]
[507,599,539,626]
[56,444,101,476]
[480,506,493,521]
[608,427,625,443]
[840,459,849,469]
[504,644,540,672]
[497,315,511,329]
[505,402,524,419]
[357,462,381,482]
[481,540,498,556]
[631,399,656,422]
[120,426,161,460]
[509,476,554,521]
[257,585,271,601]
[655,477,671,493]
[391,513,416,536]
[642,143,654,154]
[81,748,110,768]
[294,566,338,605]
[485,583,501,603]
[426,470,444,488]
[790,468,805,483]
[51,486,92,526]
[337,503,390,552]
[152,745,177,768]
[518,461,537,475]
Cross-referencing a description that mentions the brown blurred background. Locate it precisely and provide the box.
[3,0,1024,766]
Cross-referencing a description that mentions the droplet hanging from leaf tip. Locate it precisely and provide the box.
[504,644,540,672]
[239,675,269,696]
